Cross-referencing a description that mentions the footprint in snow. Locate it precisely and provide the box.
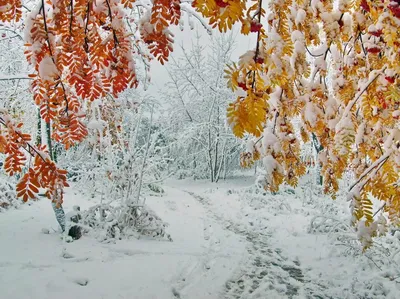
[171,287,181,298]
[72,277,89,286]
[165,200,178,211]
[61,248,75,259]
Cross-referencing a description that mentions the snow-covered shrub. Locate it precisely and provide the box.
[301,177,400,291]
[0,174,18,211]
[81,203,172,242]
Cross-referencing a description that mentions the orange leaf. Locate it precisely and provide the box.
[0,135,6,153]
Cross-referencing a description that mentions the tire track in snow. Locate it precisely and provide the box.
[185,191,333,299]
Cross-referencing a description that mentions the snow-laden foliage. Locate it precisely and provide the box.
[59,94,167,200]
[161,33,243,182]
[304,185,400,297]
[0,27,33,134]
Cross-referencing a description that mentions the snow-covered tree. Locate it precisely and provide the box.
[57,88,171,240]
[162,33,242,181]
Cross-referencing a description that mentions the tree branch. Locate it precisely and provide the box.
[349,150,392,192]
[0,74,32,81]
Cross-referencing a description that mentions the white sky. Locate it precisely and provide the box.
[147,22,256,101]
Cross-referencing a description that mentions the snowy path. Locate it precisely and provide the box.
[169,178,400,299]
[185,191,320,299]
[0,186,246,299]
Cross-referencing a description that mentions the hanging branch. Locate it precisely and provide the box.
[0,115,47,161]
[40,0,69,114]
[251,0,263,90]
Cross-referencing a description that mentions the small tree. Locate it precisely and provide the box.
[57,90,171,240]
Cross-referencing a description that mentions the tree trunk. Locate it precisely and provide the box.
[223,153,227,180]
[214,137,219,181]
[312,133,323,185]
[36,109,41,146]
[134,105,154,207]
[213,106,220,181]
[51,202,66,232]
[215,137,227,183]
[207,127,214,182]
[46,121,53,161]
[45,121,64,231]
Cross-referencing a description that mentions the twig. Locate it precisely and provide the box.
[305,45,324,57]
[335,243,383,271]
[373,202,387,218]
[341,67,386,119]
[105,0,119,45]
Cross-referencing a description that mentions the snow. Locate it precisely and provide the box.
[87,119,106,131]
[291,30,304,43]
[1,175,400,298]
[93,0,107,14]
[341,13,352,34]
[234,86,247,98]
[262,129,281,153]
[304,101,317,126]
[245,139,255,153]
[268,86,282,109]
[294,40,305,55]
[314,56,327,72]
[295,9,306,25]
[355,122,365,145]
[38,56,59,81]
[263,154,278,174]
[335,114,353,135]
[238,50,256,68]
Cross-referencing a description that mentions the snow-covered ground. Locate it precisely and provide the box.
[1,175,400,299]
[0,185,245,299]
